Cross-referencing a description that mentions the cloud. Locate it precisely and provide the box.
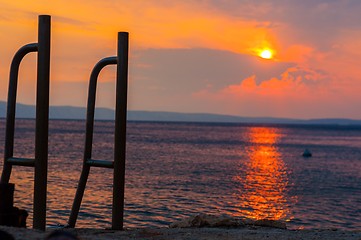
[1,1,361,118]
[192,65,346,118]
[223,66,327,96]
[195,66,324,99]
[131,48,292,93]
[202,0,361,51]
[128,47,358,118]
[0,0,280,54]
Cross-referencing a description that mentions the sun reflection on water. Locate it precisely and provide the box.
[235,127,292,221]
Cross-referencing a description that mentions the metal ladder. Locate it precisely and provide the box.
[67,32,129,230]
[0,15,51,230]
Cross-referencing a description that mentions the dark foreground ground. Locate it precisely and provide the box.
[1,226,361,240]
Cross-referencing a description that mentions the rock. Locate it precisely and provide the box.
[170,214,241,228]
[252,219,287,229]
[0,207,28,228]
[0,183,28,228]
[170,214,287,230]
[302,149,312,157]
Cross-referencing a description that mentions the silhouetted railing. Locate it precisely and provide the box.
[1,15,51,231]
[68,32,129,230]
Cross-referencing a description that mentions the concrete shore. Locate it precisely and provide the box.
[1,226,361,240]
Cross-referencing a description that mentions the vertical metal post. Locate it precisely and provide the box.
[33,15,51,230]
[112,32,129,230]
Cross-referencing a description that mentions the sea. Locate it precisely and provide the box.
[0,119,360,230]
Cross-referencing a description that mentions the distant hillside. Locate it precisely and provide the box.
[0,101,114,120]
[1,101,361,125]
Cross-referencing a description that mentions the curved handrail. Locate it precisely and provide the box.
[1,43,38,183]
[85,56,117,159]
[68,56,117,228]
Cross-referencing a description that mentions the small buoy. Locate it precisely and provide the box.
[302,149,312,157]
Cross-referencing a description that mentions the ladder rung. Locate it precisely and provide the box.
[86,159,114,168]
[7,157,35,167]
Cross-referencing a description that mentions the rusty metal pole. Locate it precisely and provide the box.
[112,32,129,230]
[33,15,51,230]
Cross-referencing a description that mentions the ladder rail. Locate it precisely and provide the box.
[0,15,51,231]
[68,57,117,228]
[68,32,129,230]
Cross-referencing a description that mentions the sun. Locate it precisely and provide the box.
[259,49,273,59]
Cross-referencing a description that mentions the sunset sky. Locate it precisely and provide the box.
[1,0,361,119]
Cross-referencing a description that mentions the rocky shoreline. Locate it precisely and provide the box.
[1,214,360,239]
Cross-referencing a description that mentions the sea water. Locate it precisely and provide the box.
[0,119,360,230]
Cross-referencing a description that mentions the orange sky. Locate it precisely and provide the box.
[1,0,361,118]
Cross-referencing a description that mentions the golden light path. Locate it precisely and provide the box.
[234,127,292,221]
